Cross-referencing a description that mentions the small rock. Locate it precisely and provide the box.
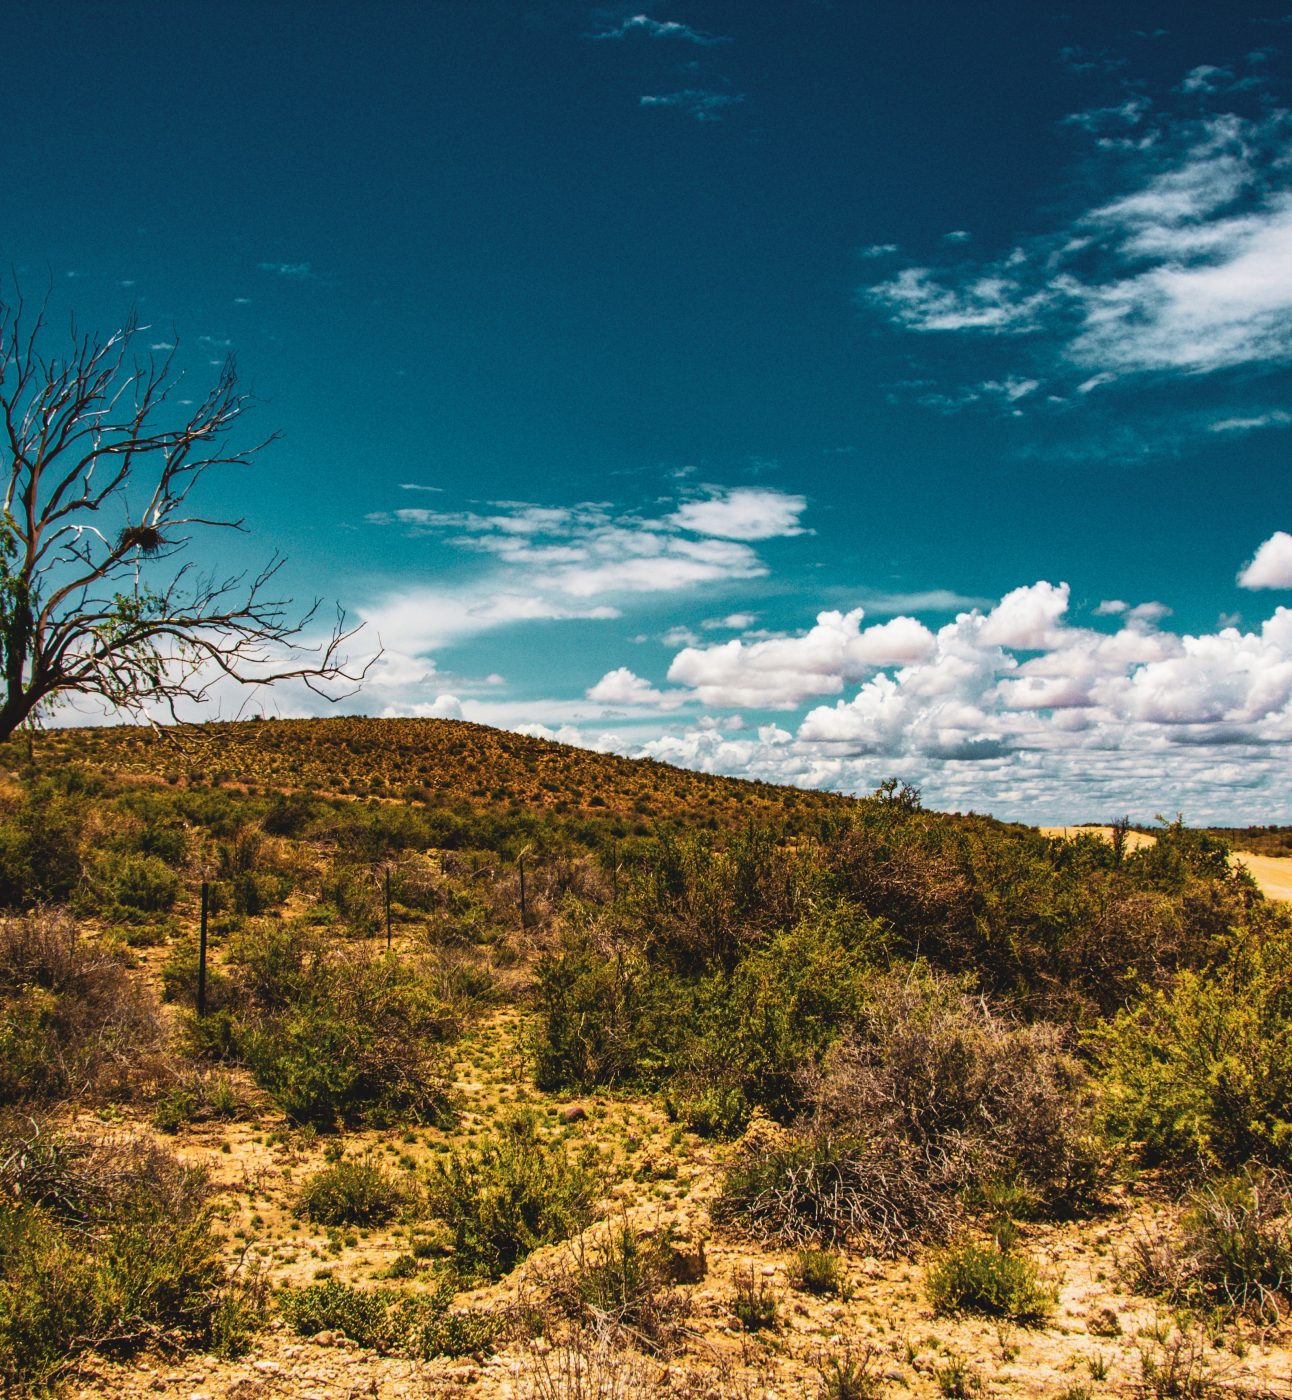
[252,1362,281,1375]
[560,1104,587,1123]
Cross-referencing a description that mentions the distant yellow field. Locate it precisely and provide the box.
[1041,826,1292,901]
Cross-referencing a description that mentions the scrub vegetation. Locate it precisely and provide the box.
[1,716,1291,1396]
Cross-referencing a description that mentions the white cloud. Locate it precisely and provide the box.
[1210,411,1292,433]
[977,581,1070,649]
[374,490,801,606]
[669,487,808,540]
[863,86,1292,404]
[586,667,689,710]
[1239,531,1292,589]
[593,14,725,44]
[640,90,743,121]
[665,608,936,709]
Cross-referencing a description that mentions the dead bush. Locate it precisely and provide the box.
[517,1320,664,1400]
[713,1126,952,1255]
[808,968,1103,1212]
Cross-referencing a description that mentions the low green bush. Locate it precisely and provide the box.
[732,1265,778,1331]
[925,1239,1055,1322]
[1095,917,1292,1171]
[550,1221,691,1349]
[187,926,461,1128]
[96,852,181,915]
[298,1158,405,1226]
[0,1123,264,1393]
[788,1247,848,1298]
[277,1278,499,1358]
[425,1113,596,1281]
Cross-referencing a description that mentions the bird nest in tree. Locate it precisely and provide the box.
[118,525,166,554]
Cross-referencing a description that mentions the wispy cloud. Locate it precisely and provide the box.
[593,12,726,44]
[640,89,743,121]
[862,63,1292,422]
[256,261,316,280]
[367,485,807,630]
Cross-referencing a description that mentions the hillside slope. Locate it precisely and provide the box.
[11,715,858,831]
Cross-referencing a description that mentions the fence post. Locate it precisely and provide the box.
[197,881,209,1017]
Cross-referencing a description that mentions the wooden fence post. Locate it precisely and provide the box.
[197,881,209,1017]
[518,853,528,931]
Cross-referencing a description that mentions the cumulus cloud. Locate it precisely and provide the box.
[1239,531,1292,589]
[586,667,689,709]
[536,564,1292,822]
[666,608,936,708]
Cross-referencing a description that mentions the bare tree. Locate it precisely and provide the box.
[0,289,370,742]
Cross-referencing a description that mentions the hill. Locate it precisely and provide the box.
[13,715,855,832]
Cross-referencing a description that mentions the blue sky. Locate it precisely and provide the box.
[5,1,1292,823]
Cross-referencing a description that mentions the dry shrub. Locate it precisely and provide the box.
[714,1125,952,1255]
[1126,1168,1292,1321]
[811,968,1103,1212]
[542,1219,693,1353]
[0,1117,264,1393]
[0,909,167,1105]
[517,1321,663,1400]
[714,969,1102,1254]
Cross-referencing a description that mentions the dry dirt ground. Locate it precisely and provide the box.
[1039,828,1292,902]
[60,993,1292,1400]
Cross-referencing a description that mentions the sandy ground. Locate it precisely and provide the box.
[1041,826,1292,902]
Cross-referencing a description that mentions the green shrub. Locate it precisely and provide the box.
[98,852,181,914]
[277,1278,499,1358]
[298,1159,404,1226]
[690,908,882,1120]
[925,1239,1055,1322]
[194,928,461,1128]
[532,936,688,1091]
[731,1265,777,1331]
[789,1247,848,1298]
[425,1114,595,1281]
[1095,917,1292,1171]
[0,792,83,909]
[0,1124,264,1393]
